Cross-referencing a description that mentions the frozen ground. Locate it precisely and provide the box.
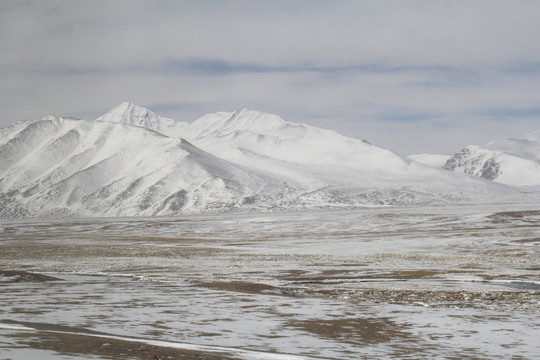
[0,202,539,359]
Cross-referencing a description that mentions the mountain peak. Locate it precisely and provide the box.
[114,101,140,112]
[96,102,184,134]
[233,107,250,114]
[97,102,156,123]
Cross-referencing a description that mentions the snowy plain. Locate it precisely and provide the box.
[1,202,539,359]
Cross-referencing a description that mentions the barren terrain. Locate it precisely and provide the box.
[1,203,539,359]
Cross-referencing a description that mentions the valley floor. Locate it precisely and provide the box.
[0,203,539,359]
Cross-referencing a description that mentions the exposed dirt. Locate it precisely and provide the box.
[0,270,61,283]
[487,210,540,224]
[0,242,233,260]
[195,279,539,312]
[12,331,238,360]
[297,285,539,312]
[197,281,296,297]
[4,321,239,360]
[285,317,413,345]
[275,268,475,281]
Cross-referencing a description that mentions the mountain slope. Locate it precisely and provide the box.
[0,117,289,218]
[443,131,540,186]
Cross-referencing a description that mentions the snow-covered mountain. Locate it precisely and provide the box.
[0,103,526,218]
[181,108,420,187]
[443,130,540,186]
[0,116,290,218]
[100,105,439,185]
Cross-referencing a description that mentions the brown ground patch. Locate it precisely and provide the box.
[0,270,61,283]
[195,277,539,311]
[14,332,239,360]
[512,237,540,244]
[297,286,539,311]
[276,268,474,282]
[4,321,238,360]
[487,210,540,224]
[285,316,412,345]
[196,281,295,296]
[0,242,233,260]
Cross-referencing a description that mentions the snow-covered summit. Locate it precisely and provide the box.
[96,102,187,134]
[187,108,300,139]
[97,102,158,125]
[183,108,410,172]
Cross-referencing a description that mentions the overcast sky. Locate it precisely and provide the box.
[1,0,540,155]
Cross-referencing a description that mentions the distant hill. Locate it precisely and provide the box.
[444,130,540,186]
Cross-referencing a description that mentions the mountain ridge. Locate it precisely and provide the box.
[97,102,189,136]
[0,102,535,218]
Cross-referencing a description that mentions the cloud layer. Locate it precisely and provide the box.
[1,0,540,154]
